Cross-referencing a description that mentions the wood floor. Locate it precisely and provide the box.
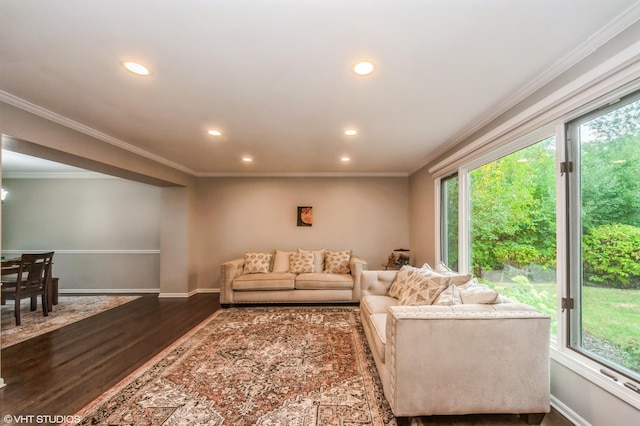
[0,293,219,420]
[0,294,573,425]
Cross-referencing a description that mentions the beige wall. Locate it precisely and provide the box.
[195,176,410,290]
[408,166,436,268]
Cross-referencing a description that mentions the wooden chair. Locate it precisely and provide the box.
[1,252,54,326]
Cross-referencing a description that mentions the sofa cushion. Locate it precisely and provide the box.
[272,250,296,272]
[369,313,388,362]
[243,252,273,274]
[324,249,351,274]
[295,273,353,290]
[289,252,314,274]
[297,248,326,273]
[233,272,296,291]
[361,294,398,316]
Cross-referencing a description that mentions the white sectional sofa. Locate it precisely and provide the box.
[220,249,367,306]
[359,268,551,424]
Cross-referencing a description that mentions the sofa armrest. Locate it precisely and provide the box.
[220,258,245,304]
[349,256,368,302]
[384,303,550,417]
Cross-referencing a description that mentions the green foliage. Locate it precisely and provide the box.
[582,286,640,373]
[486,278,557,334]
[470,137,556,274]
[583,224,640,289]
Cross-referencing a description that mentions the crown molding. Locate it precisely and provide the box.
[2,171,115,179]
[420,1,640,172]
[0,90,198,176]
[197,172,409,178]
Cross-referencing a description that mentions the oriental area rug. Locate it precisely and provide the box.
[68,306,560,426]
[1,295,141,348]
[70,306,397,425]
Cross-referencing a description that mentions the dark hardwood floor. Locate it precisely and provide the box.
[0,293,219,421]
[1,294,572,425]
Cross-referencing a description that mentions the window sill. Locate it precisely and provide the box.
[550,344,640,410]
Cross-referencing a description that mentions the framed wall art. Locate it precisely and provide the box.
[297,206,313,226]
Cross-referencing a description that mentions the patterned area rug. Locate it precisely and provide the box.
[1,295,141,348]
[71,306,397,425]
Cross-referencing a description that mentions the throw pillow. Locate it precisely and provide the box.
[272,250,295,272]
[433,283,462,306]
[324,249,351,274]
[298,248,326,273]
[397,271,452,306]
[458,279,499,304]
[289,252,314,274]
[434,261,453,273]
[388,265,421,299]
[243,252,273,274]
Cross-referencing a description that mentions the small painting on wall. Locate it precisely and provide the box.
[297,206,313,227]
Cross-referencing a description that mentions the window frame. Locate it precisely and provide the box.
[435,82,640,409]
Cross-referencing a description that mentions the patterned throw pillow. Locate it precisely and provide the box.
[388,265,421,299]
[297,248,326,273]
[243,252,273,274]
[433,283,463,306]
[397,271,452,306]
[289,252,314,274]
[324,250,351,274]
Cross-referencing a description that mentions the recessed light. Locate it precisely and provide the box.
[353,61,375,76]
[208,130,222,136]
[121,61,152,76]
[345,130,358,136]
[242,157,253,163]
[341,156,351,162]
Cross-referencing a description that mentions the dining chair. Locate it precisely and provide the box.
[1,252,55,325]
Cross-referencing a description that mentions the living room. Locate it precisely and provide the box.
[2,1,640,425]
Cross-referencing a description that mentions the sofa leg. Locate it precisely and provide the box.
[523,413,546,425]
[395,417,413,426]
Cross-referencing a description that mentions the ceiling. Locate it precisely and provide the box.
[1,0,640,176]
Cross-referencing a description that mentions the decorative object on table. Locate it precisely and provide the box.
[296,206,312,226]
[394,248,411,266]
[386,252,396,266]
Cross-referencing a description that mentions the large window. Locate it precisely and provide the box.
[467,137,558,334]
[566,92,640,383]
[440,174,458,270]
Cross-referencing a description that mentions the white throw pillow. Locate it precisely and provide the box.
[272,250,295,272]
[458,279,499,304]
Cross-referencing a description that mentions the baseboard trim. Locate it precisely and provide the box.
[59,288,160,294]
[58,288,219,296]
[551,395,591,426]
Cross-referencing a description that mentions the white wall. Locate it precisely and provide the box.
[195,176,410,290]
[1,177,162,291]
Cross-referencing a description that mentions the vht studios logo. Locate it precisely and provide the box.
[3,414,82,424]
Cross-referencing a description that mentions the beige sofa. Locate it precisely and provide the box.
[360,269,551,424]
[220,249,367,306]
